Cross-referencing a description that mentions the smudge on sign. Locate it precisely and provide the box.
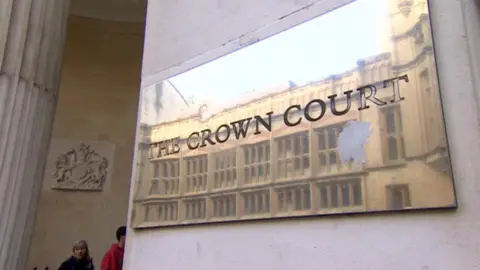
[337,120,371,165]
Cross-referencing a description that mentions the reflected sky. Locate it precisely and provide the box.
[168,0,388,104]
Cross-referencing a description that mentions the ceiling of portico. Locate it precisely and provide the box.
[70,0,147,22]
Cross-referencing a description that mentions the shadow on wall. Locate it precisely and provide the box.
[25,14,145,269]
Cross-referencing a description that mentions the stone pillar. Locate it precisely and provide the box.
[0,0,70,269]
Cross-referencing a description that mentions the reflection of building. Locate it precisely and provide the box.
[140,81,191,125]
[131,0,454,227]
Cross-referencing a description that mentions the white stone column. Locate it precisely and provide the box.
[0,0,70,269]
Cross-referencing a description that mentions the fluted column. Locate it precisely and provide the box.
[0,0,70,269]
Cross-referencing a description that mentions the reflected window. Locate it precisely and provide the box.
[381,106,405,162]
[276,132,309,179]
[387,184,411,210]
[185,198,206,220]
[213,195,236,218]
[318,179,363,209]
[352,181,362,205]
[243,191,270,215]
[153,164,159,178]
[157,202,178,221]
[320,186,328,208]
[213,149,237,190]
[144,205,151,221]
[277,185,311,212]
[151,159,179,195]
[331,184,339,207]
[316,123,346,173]
[185,155,208,193]
[341,183,349,206]
[243,141,271,185]
[148,179,159,195]
[419,69,441,149]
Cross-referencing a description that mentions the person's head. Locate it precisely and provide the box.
[72,240,90,260]
[116,226,127,247]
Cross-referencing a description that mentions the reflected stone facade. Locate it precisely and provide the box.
[131,0,454,228]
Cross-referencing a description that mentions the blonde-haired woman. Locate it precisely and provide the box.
[58,240,94,270]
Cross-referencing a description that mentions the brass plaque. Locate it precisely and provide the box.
[131,0,456,228]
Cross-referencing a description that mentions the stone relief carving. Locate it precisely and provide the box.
[51,143,109,191]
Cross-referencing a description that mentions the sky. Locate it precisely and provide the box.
[167,0,389,104]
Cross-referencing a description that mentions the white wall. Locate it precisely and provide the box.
[125,0,480,269]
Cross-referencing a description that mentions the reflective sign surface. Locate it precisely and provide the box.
[131,0,456,228]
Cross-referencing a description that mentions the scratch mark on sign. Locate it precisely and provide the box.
[196,241,202,256]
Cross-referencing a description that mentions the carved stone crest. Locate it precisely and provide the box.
[52,143,109,191]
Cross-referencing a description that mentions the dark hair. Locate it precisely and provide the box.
[116,226,127,241]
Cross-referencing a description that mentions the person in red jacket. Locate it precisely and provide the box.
[100,226,126,270]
